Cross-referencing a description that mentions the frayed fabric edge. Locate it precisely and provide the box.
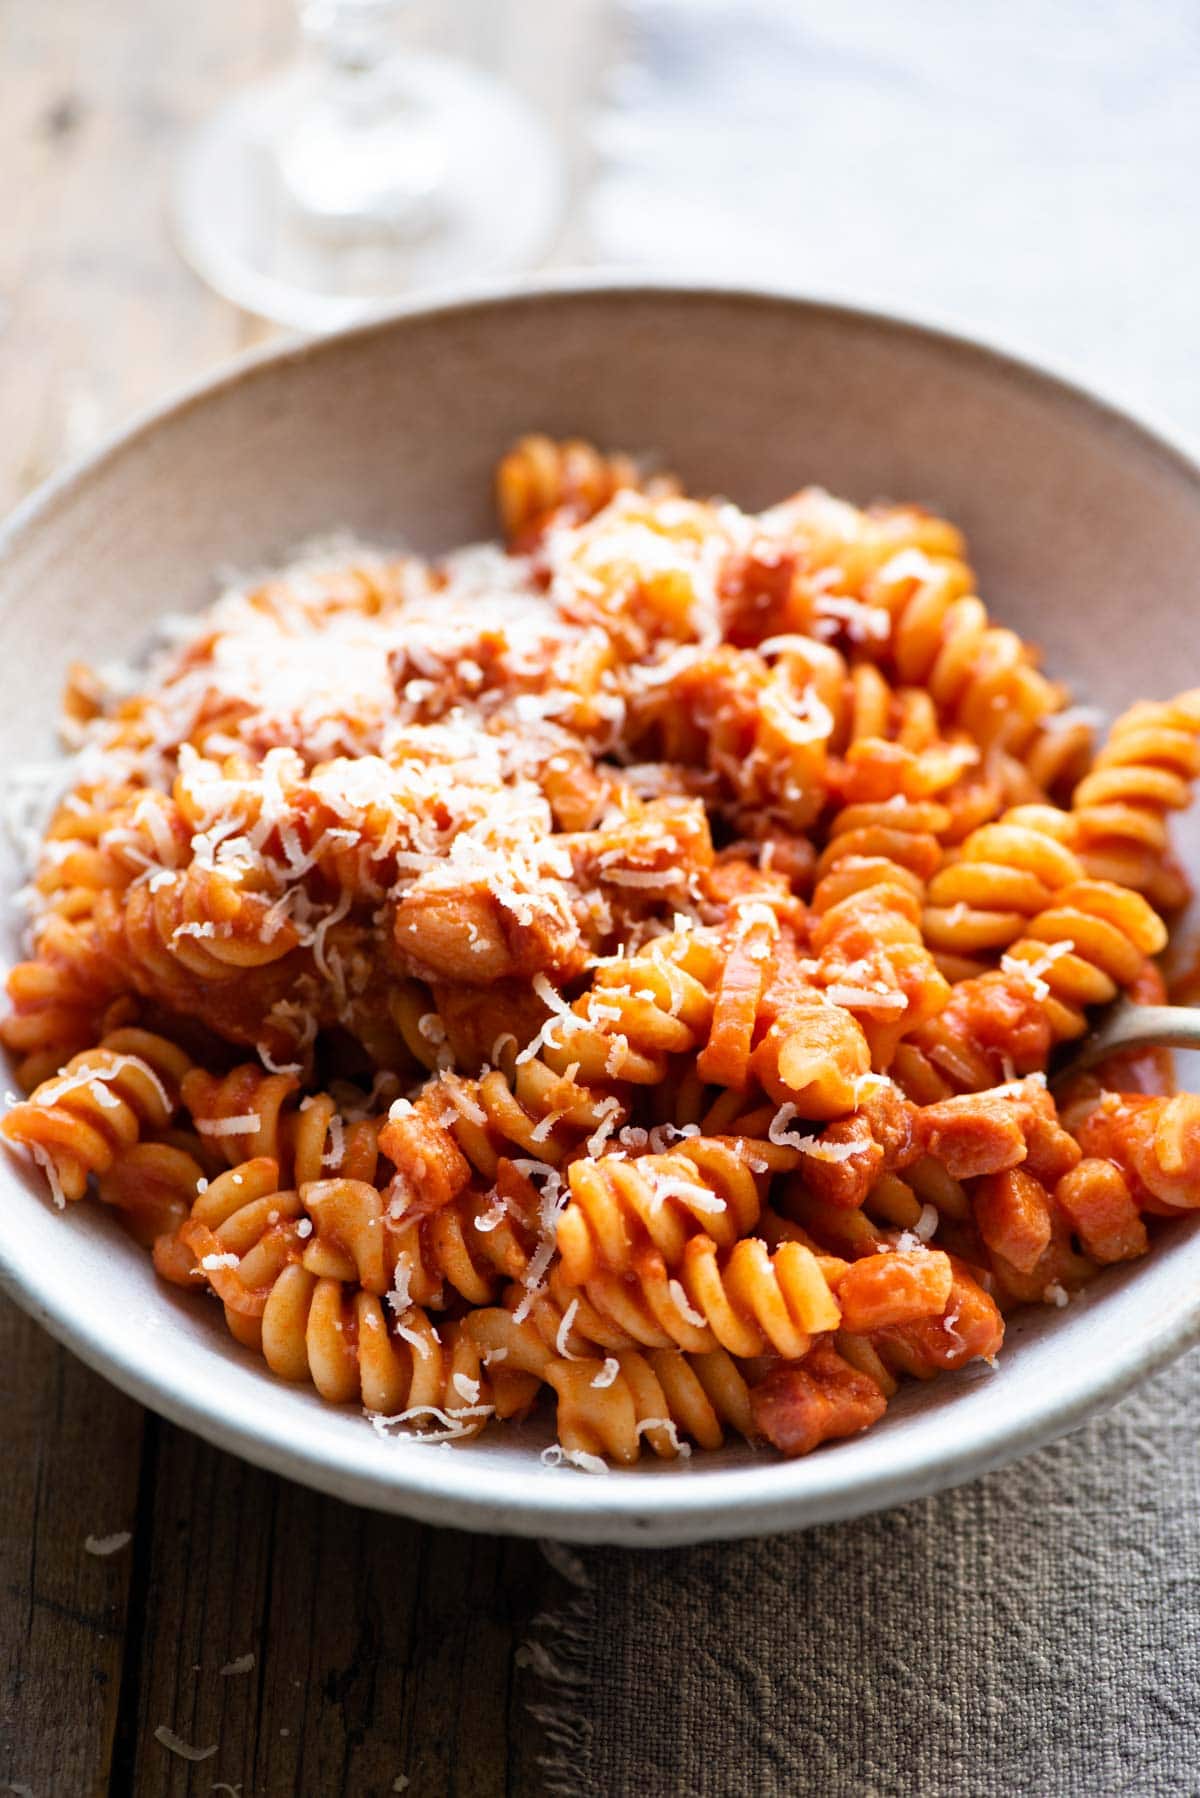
[519,1542,599,1797]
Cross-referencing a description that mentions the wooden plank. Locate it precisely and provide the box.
[0,1298,145,1798]
[112,1418,554,1797]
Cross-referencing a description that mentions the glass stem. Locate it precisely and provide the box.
[278,0,443,235]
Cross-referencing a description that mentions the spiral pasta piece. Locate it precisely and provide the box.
[443,1061,627,1178]
[97,1138,207,1244]
[998,879,1167,1040]
[7,449,1200,1470]
[30,790,137,925]
[495,434,678,544]
[921,806,1083,980]
[265,1274,487,1426]
[864,543,1067,756]
[2,1028,191,1202]
[537,928,723,1085]
[1,913,127,1088]
[571,1232,845,1357]
[103,862,301,981]
[1072,690,1200,908]
[809,853,951,1067]
[893,877,1167,1103]
[556,1137,767,1285]
[463,1302,758,1457]
[547,1347,758,1461]
[301,1168,535,1310]
[1070,1089,1200,1215]
[155,1159,490,1423]
[375,1061,625,1230]
[180,1063,304,1167]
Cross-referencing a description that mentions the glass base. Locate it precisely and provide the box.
[172,53,565,332]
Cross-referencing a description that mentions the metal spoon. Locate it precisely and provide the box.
[1051,995,1200,1087]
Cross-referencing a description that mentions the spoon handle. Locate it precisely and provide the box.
[1056,999,1200,1081]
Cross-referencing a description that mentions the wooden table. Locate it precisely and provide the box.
[0,4,567,1792]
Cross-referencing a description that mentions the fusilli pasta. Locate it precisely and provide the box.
[4,439,1199,1466]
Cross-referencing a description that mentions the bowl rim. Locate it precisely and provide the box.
[2,273,1200,1545]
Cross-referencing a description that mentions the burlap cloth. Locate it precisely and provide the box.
[527,1347,1200,1796]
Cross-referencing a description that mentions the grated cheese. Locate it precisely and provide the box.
[1001,938,1075,1002]
[394,1312,436,1360]
[585,1095,624,1158]
[509,1159,568,1320]
[635,1417,692,1457]
[195,1112,261,1136]
[31,1055,170,1115]
[473,1191,510,1235]
[386,1263,414,1317]
[914,1203,939,1243]
[554,1299,586,1361]
[84,1530,132,1556]
[368,1403,494,1442]
[667,1279,707,1328]
[824,983,908,1013]
[28,1143,67,1210]
[154,1726,217,1763]
[540,1444,609,1475]
[648,1172,726,1216]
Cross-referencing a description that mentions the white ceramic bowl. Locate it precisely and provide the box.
[1,280,1197,1545]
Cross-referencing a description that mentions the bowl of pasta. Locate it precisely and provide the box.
[1,278,1198,1545]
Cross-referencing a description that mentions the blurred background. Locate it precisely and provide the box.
[5,0,1200,517]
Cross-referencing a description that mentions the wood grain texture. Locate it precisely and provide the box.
[0,1,563,1792]
[0,1308,144,1797]
[110,1424,550,1797]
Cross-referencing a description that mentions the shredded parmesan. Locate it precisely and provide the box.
[394,1312,436,1360]
[195,1112,261,1136]
[540,1444,609,1475]
[368,1403,493,1442]
[585,1095,624,1157]
[84,1530,132,1556]
[1001,938,1075,1001]
[635,1417,692,1457]
[509,1159,568,1321]
[913,1203,939,1243]
[667,1279,707,1328]
[554,1299,586,1360]
[154,1726,218,1763]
